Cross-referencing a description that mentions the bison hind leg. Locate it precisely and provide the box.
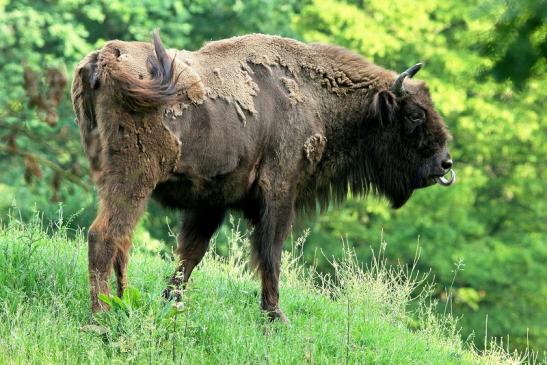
[113,238,131,298]
[88,192,149,313]
[163,207,226,300]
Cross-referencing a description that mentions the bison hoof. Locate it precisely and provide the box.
[267,308,290,323]
[162,287,183,302]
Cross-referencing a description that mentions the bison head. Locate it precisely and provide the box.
[366,63,455,208]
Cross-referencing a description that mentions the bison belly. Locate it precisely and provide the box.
[153,96,265,208]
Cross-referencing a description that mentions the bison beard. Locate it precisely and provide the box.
[72,30,454,320]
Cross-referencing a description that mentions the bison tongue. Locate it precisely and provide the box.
[435,169,456,186]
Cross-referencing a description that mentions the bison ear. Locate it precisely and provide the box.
[368,90,398,127]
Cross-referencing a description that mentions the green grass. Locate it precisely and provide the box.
[0,213,536,365]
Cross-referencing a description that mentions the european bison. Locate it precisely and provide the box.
[72,31,455,321]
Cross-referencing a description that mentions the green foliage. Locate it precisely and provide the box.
[477,0,547,89]
[292,0,547,351]
[180,0,301,49]
[0,214,535,364]
[0,0,545,355]
[98,287,144,316]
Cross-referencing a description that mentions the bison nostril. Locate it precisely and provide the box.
[441,159,453,170]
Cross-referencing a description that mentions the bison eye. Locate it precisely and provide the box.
[404,110,425,133]
[410,111,425,124]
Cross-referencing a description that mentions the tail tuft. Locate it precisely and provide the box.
[103,29,183,112]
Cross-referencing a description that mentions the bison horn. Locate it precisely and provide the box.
[390,63,423,96]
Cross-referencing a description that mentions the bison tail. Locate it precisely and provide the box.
[71,50,103,177]
[98,29,183,112]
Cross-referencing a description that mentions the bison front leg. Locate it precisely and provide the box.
[251,196,295,322]
[164,207,226,300]
[88,186,150,313]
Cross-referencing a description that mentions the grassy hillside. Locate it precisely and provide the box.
[0,213,536,365]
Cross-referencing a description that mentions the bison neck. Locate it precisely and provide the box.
[297,86,381,214]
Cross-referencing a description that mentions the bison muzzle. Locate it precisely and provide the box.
[72,30,455,321]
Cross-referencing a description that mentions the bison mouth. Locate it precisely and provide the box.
[433,169,456,187]
[418,168,456,189]
[386,168,456,209]
[417,169,456,189]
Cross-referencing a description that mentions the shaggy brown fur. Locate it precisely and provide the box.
[72,31,454,319]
